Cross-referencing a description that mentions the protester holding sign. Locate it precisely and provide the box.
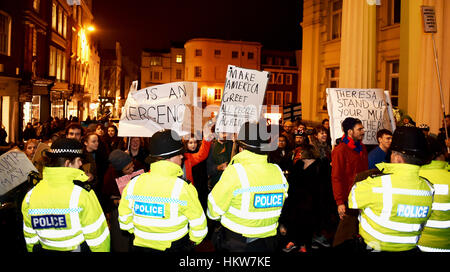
[102,149,145,252]
[331,117,368,249]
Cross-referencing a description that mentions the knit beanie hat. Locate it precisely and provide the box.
[109,149,132,171]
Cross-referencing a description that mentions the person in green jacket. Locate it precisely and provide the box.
[21,138,110,252]
[418,137,450,252]
[207,121,288,252]
[118,129,207,252]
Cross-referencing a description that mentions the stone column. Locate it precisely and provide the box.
[300,0,322,121]
[399,0,450,133]
[339,0,377,88]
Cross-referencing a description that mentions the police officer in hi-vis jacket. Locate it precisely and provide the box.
[118,129,207,252]
[207,121,288,252]
[348,126,434,252]
[22,138,110,252]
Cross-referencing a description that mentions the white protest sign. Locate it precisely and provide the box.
[118,81,197,137]
[215,65,269,133]
[0,150,38,196]
[326,88,396,145]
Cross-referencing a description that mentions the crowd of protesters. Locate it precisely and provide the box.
[0,112,449,253]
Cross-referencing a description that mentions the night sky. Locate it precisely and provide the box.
[92,0,303,64]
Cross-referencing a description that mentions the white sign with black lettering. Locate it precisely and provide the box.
[118,82,197,137]
[0,150,37,196]
[326,88,396,145]
[215,65,269,133]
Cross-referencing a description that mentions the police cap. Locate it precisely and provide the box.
[391,126,428,160]
[237,121,273,154]
[45,138,84,159]
[149,129,184,159]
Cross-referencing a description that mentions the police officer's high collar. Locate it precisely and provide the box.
[42,167,89,184]
[420,160,447,170]
[375,162,420,176]
[230,149,268,166]
[150,160,184,177]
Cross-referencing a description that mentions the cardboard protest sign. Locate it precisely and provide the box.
[326,88,396,145]
[0,150,38,196]
[118,82,197,137]
[115,169,145,195]
[215,65,269,133]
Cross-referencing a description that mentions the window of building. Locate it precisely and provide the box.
[275,57,282,66]
[266,56,273,65]
[49,46,66,81]
[194,66,202,78]
[57,7,63,35]
[150,56,162,66]
[269,73,275,84]
[286,74,293,85]
[387,60,399,107]
[214,89,222,100]
[265,91,274,105]
[176,69,182,79]
[323,67,339,110]
[63,13,67,38]
[232,51,238,59]
[195,49,202,56]
[276,73,284,84]
[248,52,254,60]
[330,0,342,40]
[32,28,37,57]
[214,50,221,57]
[149,70,152,80]
[153,71,161,80]
[284,92,292,105]
[176,54,183,63]
[275,91,284,106]
[33,0,40,13]
[284,58,291,66]
[0,12,12,56]
[387,0,401,25]
[52,3,57,30]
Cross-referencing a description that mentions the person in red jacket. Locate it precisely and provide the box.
[331,117,368,248]
[182,119,215,186]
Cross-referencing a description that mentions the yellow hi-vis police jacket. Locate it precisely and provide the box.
[118,160,207,251]
[207,150,288,238]
[348,162,434,252]
[418,160,450,252]
[21,167,110,252]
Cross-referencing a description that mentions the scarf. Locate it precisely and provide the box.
[341,134,363,154]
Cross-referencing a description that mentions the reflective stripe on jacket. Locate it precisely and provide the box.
[207,150,288,238]
[118,160,207,251]
[348,162,434,252]
[21,167,110,252]
[418,161,450,252]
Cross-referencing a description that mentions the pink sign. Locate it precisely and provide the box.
[115,169,145,195]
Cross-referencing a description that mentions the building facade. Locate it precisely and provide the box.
[184,38,262,107]
[301,0,450,134]
[140,44,185,89]
[99,42,122,118]
[261,49,301,107]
